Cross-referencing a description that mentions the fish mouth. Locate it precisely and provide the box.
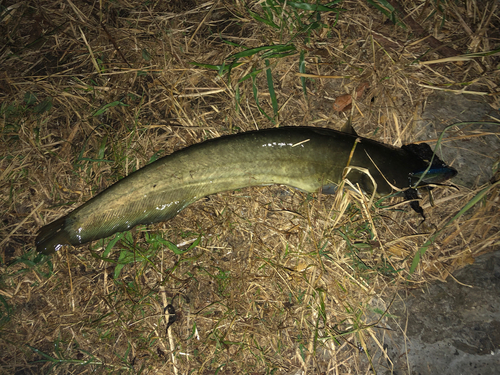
[411,165,458,186]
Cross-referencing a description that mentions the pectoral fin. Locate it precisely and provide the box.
[320,183,339,195]
[404,188,425,222]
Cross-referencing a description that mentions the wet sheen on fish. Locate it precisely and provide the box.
[36,127,457,254]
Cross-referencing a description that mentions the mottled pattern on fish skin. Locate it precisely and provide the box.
[35,127,457,254]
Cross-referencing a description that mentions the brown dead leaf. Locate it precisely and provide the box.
[332,82,370,112]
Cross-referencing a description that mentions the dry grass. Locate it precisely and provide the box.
[0,0,499,374]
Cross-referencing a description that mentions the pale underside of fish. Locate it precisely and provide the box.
[35,127,457,254]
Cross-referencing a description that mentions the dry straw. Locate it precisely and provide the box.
[0,0,498,374]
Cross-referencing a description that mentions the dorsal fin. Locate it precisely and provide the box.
[340,117,358,135]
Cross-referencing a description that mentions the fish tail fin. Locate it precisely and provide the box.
[36,216,72,255]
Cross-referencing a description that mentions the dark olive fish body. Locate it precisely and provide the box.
[36,127,457,254]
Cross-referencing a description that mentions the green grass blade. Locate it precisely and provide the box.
[325,0,344,5]
[92,101,128,117]
[221,38,242,48]
[365,0,405,28]
[251,73,273,122]
[229,44,290,60]
[265,59,278,117]
[33,97,53,114]
[238,69,263,84]
[235,84,241,113]
[246,9,279,29]
[0,295,13,328]
[283,1,343,12]
[369,0,394,11]
[164,239,193,255]
[410,179,500,274]
[299,50,307,98]
[190,62,223,70]
[261,44,296,58]
[103,232,126,258]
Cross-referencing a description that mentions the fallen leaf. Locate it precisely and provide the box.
[333,82,370,112]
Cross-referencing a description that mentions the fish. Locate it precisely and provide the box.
[35,127,457,254]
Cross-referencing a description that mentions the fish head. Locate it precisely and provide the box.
[402,142,458,188]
